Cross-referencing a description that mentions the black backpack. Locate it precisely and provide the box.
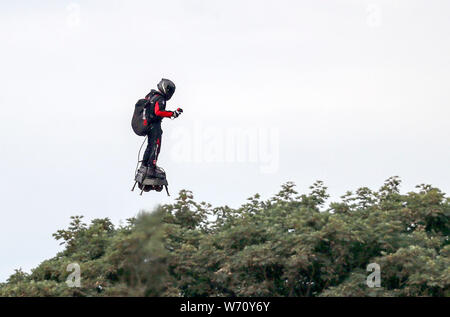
[131,93,158,136]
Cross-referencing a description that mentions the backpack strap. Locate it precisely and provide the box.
[145,89,162,101]
[148,93,160,105]
[143,93,163,123]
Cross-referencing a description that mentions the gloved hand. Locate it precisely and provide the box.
[172,108,183,118]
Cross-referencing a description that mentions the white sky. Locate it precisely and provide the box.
[1,0,449,282]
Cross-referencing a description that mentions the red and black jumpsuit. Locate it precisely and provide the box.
[142,92,173,168]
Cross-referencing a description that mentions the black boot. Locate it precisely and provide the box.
[138,164,148,176]
[146,166,166,179]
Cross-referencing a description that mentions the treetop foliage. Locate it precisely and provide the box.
[1,177,448,297]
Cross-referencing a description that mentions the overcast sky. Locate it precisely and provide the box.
[1,0,449,282]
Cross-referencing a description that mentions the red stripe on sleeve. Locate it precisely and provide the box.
[154,101,173,117]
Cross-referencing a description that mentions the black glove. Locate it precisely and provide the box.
[172,108,183,118]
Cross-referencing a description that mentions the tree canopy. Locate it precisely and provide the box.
[1,177,448,297]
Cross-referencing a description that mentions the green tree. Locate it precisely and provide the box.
[1,178,448,297]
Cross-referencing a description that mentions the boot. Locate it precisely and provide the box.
[138,164,148,176]
[146,166,166,179]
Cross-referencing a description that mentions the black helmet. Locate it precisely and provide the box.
[157,78,176,100]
